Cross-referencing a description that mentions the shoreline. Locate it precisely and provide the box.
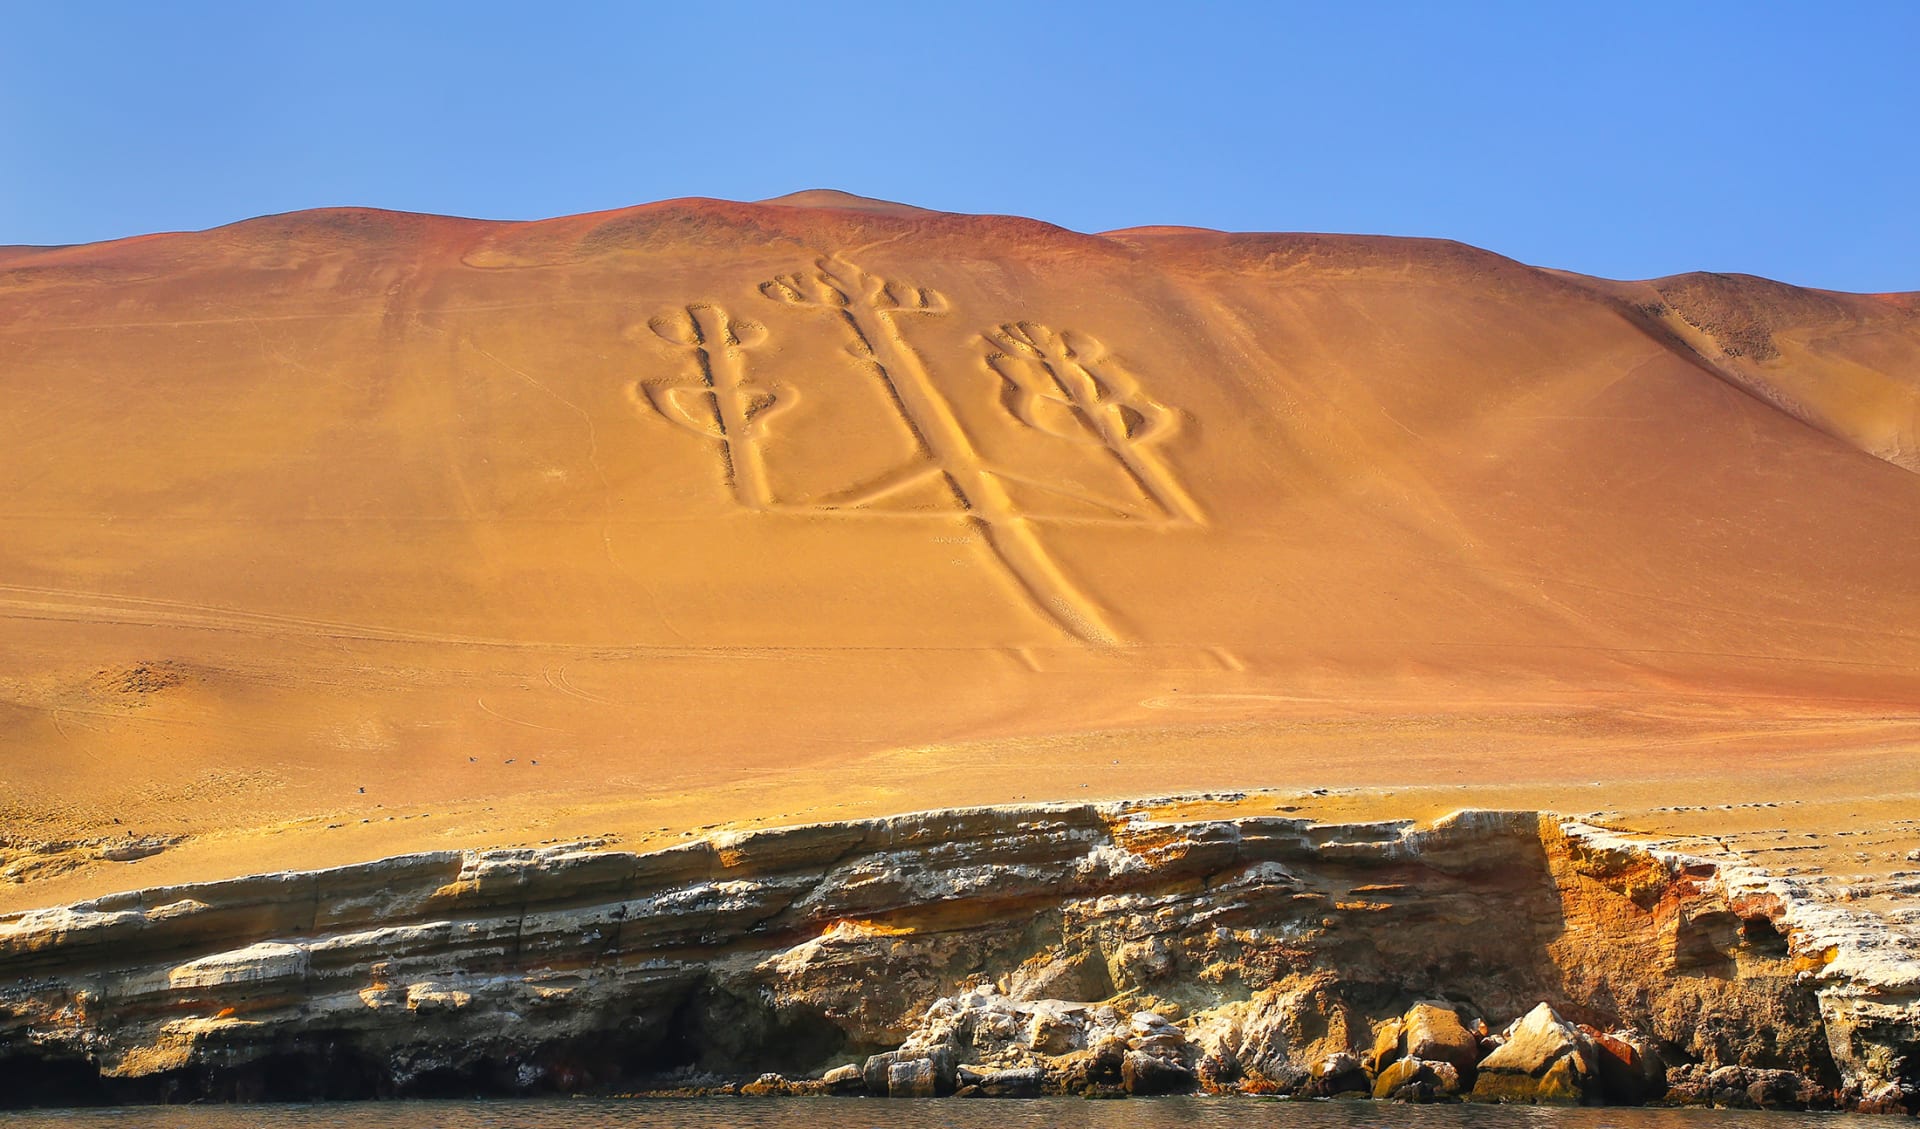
[3,796,1915,1112]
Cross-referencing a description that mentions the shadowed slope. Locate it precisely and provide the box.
[1570,270,1920,473]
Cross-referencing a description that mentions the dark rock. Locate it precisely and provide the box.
[926,1043,957,1095]
[1305,1051,1369,1097]
[861,1051,896,1095]
[1663,1062,1711,1105]
[1705,1065,1829,1110]
[1389,1073,1462,1103]
[1122,1049,1196,1095]
[1591,1030,1665,1104]
[979,1066,1043,1097]
[1195,1039,1240,1089]
[1085,1033,1128,1084]
[1374,1057,1463,1100]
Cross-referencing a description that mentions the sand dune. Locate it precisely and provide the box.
[1,190,1916,909]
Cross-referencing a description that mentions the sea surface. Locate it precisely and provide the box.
[2,1099,1857,1129]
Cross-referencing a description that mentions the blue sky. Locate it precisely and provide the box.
[2,1,1915,291]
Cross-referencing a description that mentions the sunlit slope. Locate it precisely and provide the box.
[1,193,1916,893]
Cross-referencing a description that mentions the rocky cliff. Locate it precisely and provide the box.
[1,799,1915,1110]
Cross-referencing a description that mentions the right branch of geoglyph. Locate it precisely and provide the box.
[984,322,1202,524]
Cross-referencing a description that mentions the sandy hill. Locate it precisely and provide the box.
[1,190,1916,908]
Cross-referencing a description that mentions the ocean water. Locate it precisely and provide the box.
[0,1099,1856,1129]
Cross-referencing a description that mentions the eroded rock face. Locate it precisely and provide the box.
[0,801,1914,1108]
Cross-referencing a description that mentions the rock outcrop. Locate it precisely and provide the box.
[0,800,1914,1109]
[1470,1003,1600,1104]
[1368,999,1481,1100]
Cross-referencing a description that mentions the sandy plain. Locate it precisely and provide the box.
[0,190,1916,913]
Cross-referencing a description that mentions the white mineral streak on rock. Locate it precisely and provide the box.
[169,943,309,990]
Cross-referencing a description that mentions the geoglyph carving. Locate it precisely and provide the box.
[636,303,790,511]
[636,259,1202,644]
[983,321,1202,525]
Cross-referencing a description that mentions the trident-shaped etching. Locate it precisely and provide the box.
[634,261,1206,647]
[759,258,1125,645]
[983,322,1203,524]
[635,303,789,510]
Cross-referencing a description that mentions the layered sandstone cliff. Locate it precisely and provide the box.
[2,799,1914,1109]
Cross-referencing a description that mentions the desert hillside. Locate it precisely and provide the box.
[2,190,1917,908]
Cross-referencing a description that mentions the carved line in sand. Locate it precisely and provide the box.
[632,303,793,511]
[982,321,1203,525]
[637,259,1204,645]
